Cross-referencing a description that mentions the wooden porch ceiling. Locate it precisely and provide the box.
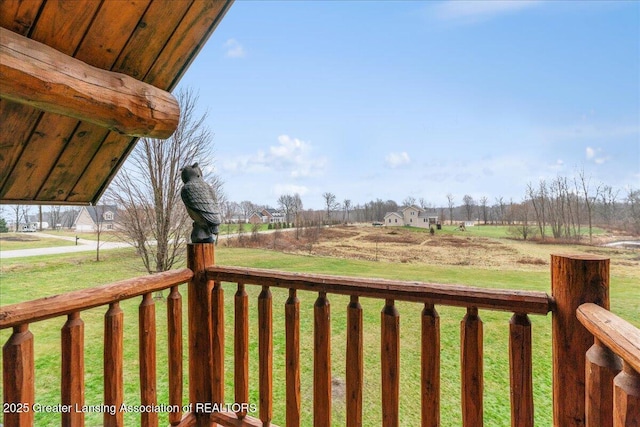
[0,0,233,205]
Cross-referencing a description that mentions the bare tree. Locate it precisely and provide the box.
[93,204,110,262]
[343,199,352,223]
[527,181,547,239]
[578,169,601,243]
[240,200,255,222]
[462,194,475,221]
[109,88,221,274]
[322,192,338,224]
[11,205,31,231]
[402,196,416,208]
[599,185,619,228]
[494,196,506,225]
[446,193,455,225]
[49,205,62,230]
[479,196,489,224]
[625,187,640,234]
[508,199,534,240]
[278,194,297,224]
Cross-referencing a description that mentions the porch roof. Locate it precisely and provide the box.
[0,0,233,206]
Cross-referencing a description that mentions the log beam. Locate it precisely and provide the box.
[0,27,179,139]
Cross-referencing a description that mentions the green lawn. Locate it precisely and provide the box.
[0,246,637,426]
[0,233,77,251]
[413,224,607,239]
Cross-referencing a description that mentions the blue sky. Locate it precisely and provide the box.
[177,0,639,210]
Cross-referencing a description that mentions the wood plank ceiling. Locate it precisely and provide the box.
[0,0,233,205]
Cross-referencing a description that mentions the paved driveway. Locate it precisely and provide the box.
[0,232,131,259]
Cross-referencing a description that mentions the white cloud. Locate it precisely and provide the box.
[222,135,327,178]
[385,151,411,169]
[586,147,595,159]
[224,38,246,58]
[586,146,610,164]
[431,0,540,24]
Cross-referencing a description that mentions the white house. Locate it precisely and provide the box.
[383,205,439,229]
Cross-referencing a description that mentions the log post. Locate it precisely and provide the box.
[551,254,609,427]
[61,312,85,426]
[346,295,363,427]
[613,362,640,427]
[211,280,225,406]
[585,339,622,427]
[104,302,124,427]
[167,286,183,426]
[314,292,331,427]
[2,324,34,427]
[286,288,301,427]
[421,303,440,427]
[509,313,533,427]
[187,243,214,427]
[381,299,400,427]
[139,293,158,427]
[258,286,273,425]
[235,283,249,419]
[461,307,483,427]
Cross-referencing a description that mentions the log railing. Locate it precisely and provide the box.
[202,265,554,427]
[577,303,640,426]
[3,245,635,427]
[1,268,193,427]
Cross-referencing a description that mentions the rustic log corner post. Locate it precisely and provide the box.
[551,254,609,427]
[187,243,215,427]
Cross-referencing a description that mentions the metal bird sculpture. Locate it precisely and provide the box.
[180,163,221,244]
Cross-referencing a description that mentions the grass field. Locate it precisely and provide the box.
[0,233,77,250]
[0,227,638,426]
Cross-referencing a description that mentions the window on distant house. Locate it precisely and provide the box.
[104,211,114,221]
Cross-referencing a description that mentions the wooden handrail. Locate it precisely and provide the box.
[577,303,640,373]
[0,268,193,329]
[207,265,553,314]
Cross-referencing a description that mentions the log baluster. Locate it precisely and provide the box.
[139,293,157,427]
[421,303,440,427]
[346,295,363,427]
[585,339,621,427]
[382,299,400,427]
[104,302,124,427]
[258,286,273,424]
[461,307,483,427]
[2,324,34,427]
[235,283,249,419]
[62,312,85,426]
[167,285,183,426]
[509,313,533,427]
[314,291,331,427]
[286,288,301,427]
[613,362,640,427]
[212,280,225,405]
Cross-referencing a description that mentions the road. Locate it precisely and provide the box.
[0,228,293,260]
[0,232,131,259]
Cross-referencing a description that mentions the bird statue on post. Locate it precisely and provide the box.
[180,163,221,244]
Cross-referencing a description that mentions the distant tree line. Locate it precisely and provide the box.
[219,174,638,241]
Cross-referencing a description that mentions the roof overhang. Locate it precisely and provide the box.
[0,0,233,205]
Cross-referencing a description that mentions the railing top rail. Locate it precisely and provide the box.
[577,303,640,373]
[207,265,553,315]
[0,268,193,329]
